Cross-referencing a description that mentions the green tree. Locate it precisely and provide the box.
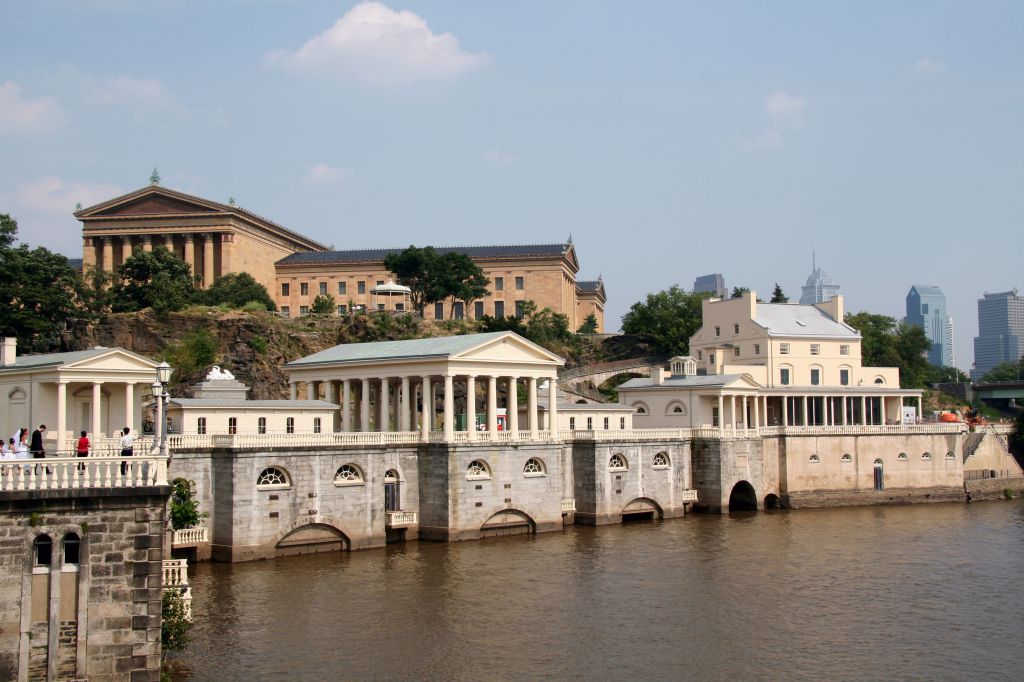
[926,365,970,384]
[731,286,750,298]
[169,478,207,530]
[161,590,191,654]
[203,272,276,310]
[383,246,447,316]
[441,251,490,317]
[621,285,710,356]
[112,246,198,315]
[311,294,336,315]
[0,214,83,351]
[844,312,932,388]
[980,358,1024,382]
[577,313,599,334]
[770,283,789,303]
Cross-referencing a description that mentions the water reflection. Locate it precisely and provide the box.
[174,501,1024,681]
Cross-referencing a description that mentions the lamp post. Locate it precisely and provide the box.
[151,381,163,454]
[155,361,172,461]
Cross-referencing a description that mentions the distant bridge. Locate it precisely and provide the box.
[973,381,1024,401]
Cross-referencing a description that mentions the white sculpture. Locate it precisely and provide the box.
[206,365,236,381]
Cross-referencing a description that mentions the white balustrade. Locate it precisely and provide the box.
[385,511,418,527]
[172,527,209,545]
[162,558,189,587]
[561,498,576,512]
[0,455,168,492]
[680,489,699,502]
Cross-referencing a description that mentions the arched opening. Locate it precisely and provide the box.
[384,469,400,511]
[728,480,758,512]
[480,509,535,538]
[873,459,884,491]
[275,523,350,556]
[621,497,662,522]
[764,493,781,510]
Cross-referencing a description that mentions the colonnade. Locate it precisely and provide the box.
[87,232,229,287]
[714,393,921,433]
[291,373,558,441]
[51,380,137,446]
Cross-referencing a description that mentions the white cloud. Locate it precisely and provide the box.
[0,81,67,134]
[482,148,519,164]
[91,74,170,106]
[764,91,806,123]
[301,163,349,186]
[267,1,491,85]
[910,57,945,75]
[1,176,123,252]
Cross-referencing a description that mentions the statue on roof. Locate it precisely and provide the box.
[149,167,161,185]
[206,366,235,381]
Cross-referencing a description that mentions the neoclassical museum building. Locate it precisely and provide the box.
[75,183,607,331]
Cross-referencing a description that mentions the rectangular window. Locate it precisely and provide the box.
[587,417,593,430]
[258,417,266,434]
[697,350,703,360]
[840,344,850,356]
[712,407,719,427]
[395,303,404,311]
[754,344,760,355]
[734,324,739,334]
[377,303,385,311]
[734,347,740,357]
[337,305,346,315]
[281,306,290,317]
[921,303,929,314]
[715,326,720,336]
[779,343,790,355]
[840,369,850,386]
[434,302,444,319]
[300,282,309,296]
[494,301,505,318]
[515,301,526,319]
[810,344,821,355]
[709,353,716,364]
[604,417,609,430]
[286,417,295,434]
[299,305,310,316]
[515,276,524,290]
[197,417,206,435]
[357,281,366,294]
[454,302,464,319]
[811,369,821,386]
[569,417,576,430]
[376,280,384,286]
[228,417,237,435]
[780,368,790,386]
[620,417,626,429]
[281,283,290,296]
[319,282,327,295]
[474,301,484,319]
[338,281,347,295]
[495,277,504,291]
[313,417,322,434]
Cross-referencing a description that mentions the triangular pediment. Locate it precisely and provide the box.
[91,192,220,218]
[63,349,160,372]
[454,333,564,365]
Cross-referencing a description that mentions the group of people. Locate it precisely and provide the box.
[1,425,135,464]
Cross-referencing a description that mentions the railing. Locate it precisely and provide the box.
[680,489,699,503]
[385,511,418,527]
[162,558,192,619]
[964,469,999,481]
[172,526,209,545]
[43,436,156,457]
[561,498,576,512]
[561,428,694,442]
[758,424,965,436]
[0,456,169,492]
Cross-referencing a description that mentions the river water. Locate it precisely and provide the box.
[171,500,1024,681]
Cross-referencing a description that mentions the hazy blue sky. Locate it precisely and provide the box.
[2,1,1021,370]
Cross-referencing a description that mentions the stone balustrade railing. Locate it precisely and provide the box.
[561,498,576,512]
[44,436,156,457]
[162,558,189,587]
[385,511,418,527]
[172,527,209,545]
[759,423,965,436]
[680,489,699,503]
[0,456,169,492]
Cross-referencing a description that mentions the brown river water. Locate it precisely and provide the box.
[170,500,1024,681]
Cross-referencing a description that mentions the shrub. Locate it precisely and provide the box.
[170,478,207,530]
[247,335,268,354]
[165,328,218,380]
[161,590,191,654]
[1004,488,1014,500]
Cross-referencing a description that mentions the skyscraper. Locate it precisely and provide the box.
[693,273,727,298]
[972,289,1024,379]
[799,254,841,305]
[905,285,955,367]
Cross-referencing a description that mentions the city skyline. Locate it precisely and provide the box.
[3,1,1022,371]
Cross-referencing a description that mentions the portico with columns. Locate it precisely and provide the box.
[284,332,564,442]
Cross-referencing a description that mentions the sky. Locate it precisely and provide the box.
[2,0,1022,371]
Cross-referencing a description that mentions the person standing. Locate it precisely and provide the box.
[30,424,46,458]
[119,426,134,475]
[76,430,90,472]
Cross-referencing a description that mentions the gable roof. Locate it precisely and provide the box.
[754,303,860,338]
[276,243,577,270]
[169,398,337,409]
[0,347,158,373]
[617,373,762,390]
[285,331,563,368]
[75,185,327,251]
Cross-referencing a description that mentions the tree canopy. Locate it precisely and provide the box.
[576,312,599,334]
[980,358,1024,382]
[112,246,199,315]
[202,272,276,311]
[731,286,750,299]
[620,286,710,356]
[844,311,932,388]
[770,283,788,303]
[311,294,336,315]
[479,300,572,347]
[383,246,490,317]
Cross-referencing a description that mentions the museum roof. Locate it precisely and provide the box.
[754,303,860,338]
[286,331,548,367]
[168,398,338,409]
[576,280,603,292]
[276,243,572,266]
[617,374,751,390]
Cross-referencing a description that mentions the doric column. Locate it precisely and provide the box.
[219,233,233,279]
[752,395,759,435]
[142,235,153,253]
[507,377,519,437]
[400,377,410,431]
[487,375,498,438]
[203,233,215,288]
[342,380,351,431]
[730,395,737,430]
[916,396,922,423]
[307,381,316,401]
[91,381,103,437]
[120,237,133,265]
[183,234,195,275]
[742,395,748,430]
[361,378,371,432]
[420,376,431,439]
[782,397,789,427]
[380,378,390,432]
[289,382,297,400]
[547,378,558,439]
[466,376,477,441]
[528,377,538,438]
[718,394,725,433]
[801,395,808,426]
[56,380,67,450]
[861,396,868,425]
[101,237,114,273]
[443,375,454,440]
[124,382,135,431]
[842,396,848,425]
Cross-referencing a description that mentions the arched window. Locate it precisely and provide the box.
[841,453,852,463]
[34,535,52,567]
[632,402,649,415]
[523,458,546,476]
[384,469,400,482]
[921,452,932,461]
[467,460,491,480]
[873,458,883,465]
[609,454,627,471]
[334,464,364,485]
[874,377,885,385]
[256,467,290,490]
[652,452,670,468]
[665,401,687,416]
[63,533,81,565]
[945,452,956,460]
[809,454,820,463]
[897,452,908,461]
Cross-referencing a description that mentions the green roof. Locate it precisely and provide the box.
[286,332,516,368]
[0,348,111,372]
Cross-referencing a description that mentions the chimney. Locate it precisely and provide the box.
[0,337,16,366]
[652,367,666,385]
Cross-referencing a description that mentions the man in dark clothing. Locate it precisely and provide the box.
[30,425,46,458]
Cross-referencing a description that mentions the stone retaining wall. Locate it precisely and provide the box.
[965,476,1024,501]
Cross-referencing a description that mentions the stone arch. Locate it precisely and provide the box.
[480,506,536,538]
[665,400,688,416]
[273,516,351,556]
[621,497,663,521]
[764,493,782,510]
[728,480,758,512]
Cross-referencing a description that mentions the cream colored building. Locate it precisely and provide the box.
[284,331,564,441]
[0,338,160,453]
[521,391,635,432]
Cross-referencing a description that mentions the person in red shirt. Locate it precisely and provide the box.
[76,430,89,471]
